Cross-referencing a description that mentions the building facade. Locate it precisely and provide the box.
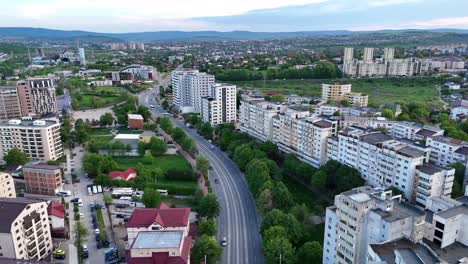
[172,70,215,113]
[127,114,144,129]
[0,198,53,261]
[321,83,368,107]
[201,83,237,126]
[23,163,63,196]
[0,87,22,120]
[0,119,63,161]
[0,172,16,198]
[16,77,57,117]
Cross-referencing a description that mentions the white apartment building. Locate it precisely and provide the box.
[0,172,16,198]
[346,92,368,107]
[239,95,284,142]
[0,119,63,161]
[414,164,454,207]
[201,83,237,126]
[330,116,394,131]
[391,121,444,141]
[272,107,311,154]
[426,136,468,168]
[323,186,425,264]
[0,198,53,261]
[321,83,352,101]
[327,127,431,200]
[172,70,215,113]
[120,64,154,80]
[450,99,468,120]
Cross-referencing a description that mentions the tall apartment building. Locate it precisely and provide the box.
[327,127,455,202]
[414,164,454,207]
[0,198,53,261]
[0,119,63,161]
[392,121,444,141]
[343,47,354,62]
[172,70,215,113]
[342,47,431,77]
[201,83,237,126]
[323,186,425,264]
[239,95,284,142]
[321,83,368,107]
[23,163,63,196]
[272,107,311,154]
[426,136,468,168]
[0,87,22,120]
[16,77,57,116]
[0,172,16,198]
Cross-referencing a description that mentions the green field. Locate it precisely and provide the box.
[73,94,126,110]
[233,78,442,106]
[113,155,192,173]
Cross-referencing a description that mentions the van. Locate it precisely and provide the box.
[78,199,83,207]
[56,190,71,197]
[156,189,168,196]
[97,185,103,193]
[88,187,93,196]
[92,186,98,194]
[119,196,132,201]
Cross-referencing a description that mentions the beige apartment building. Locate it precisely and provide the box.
[0,172,16,198]
[0,119,63,161]
[321,83,368,107]
[0,87,22,120]
[0,198,53,261]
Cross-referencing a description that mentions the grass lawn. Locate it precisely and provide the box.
[162,196,197,207]
[73,94,126,110]
[113,155,192,173]
[88,128,112,136]
[86,86,123,93]
[95,208,107,241]
[89,135,114,145]
[117,128,144,134]
[233,77,441,106]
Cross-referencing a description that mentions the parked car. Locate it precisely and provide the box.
[221,237,227,247]
[116,214,125,218]
[71,198,80,203]
[94,229,100,235]
[79,213,84,219]
[95,234,101,241]
[115,204,127,209]
[96,241,102,249]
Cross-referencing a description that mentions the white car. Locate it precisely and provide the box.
[221,237,227,247]
[79,213,84,219]
[94,229,100,235]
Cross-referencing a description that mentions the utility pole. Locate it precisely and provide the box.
[279,254,282,264]
[204,255,207,264]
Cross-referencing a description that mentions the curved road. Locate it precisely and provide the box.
[138,81,263,264]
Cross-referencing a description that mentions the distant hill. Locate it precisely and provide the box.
[0,27,467,42]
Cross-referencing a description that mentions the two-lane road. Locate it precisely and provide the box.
[139,85,263,264]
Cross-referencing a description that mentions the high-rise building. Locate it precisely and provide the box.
[323,186,425,264]
[78,47,86,65]
[201,83,237,126]
[172,70,215,113]
[0,172,16,198]
[363,47,374,62]
[343,47,354,62]
[321,83,368,107]
[0,119,63,161]
[16,77,57,117]
[23,163,63,196]
[0,198,53,260]
[0,87,22,120]
[383,47,395,61]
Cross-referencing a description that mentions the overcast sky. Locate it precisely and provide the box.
[1,0,468,32]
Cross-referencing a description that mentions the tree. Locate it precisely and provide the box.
[158,116,173,133]
[141,188,162,208]
[150,137,167,156]
[263,237,295,264]
[82,153,117,176]
[191,235,222,264]
[99,113,114,127]
[198,219,217,237]
[198,193,220,219]
[297,241,322,263]
[381,108,394,120]
[311,170,327,188]
[271,182,294,210]
[103,194,113,205]
[196,156,210,175]
[142,152,154,165]
[263,226,288,246]
[200,122,214,140]
[171,127,186,143]
[137,141,147,156]
[340,99,350,107]
[257,188,273,214]
[4,147,30,165]
[181,137,196,153]
[270,94,285,103]
[261,209,303,245]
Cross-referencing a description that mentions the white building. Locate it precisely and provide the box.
[201,83,237,126]
[450,100,468,120]
[0,198,53,261]
[414,164,454,207]
[120,65,154,80]
[0,172,16,198]
[0,119,63,161]
[426,136,468,168]
[172,70,215,113]
[323,186,425,264]
[391,121,444,141]
[239,95,284,142]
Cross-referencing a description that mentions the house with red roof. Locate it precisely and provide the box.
[47,201,66,238]
[126,204,192,264]
[108,168,137,181]
[126,203,190,247]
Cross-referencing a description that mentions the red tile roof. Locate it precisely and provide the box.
[108,168,137,181]
[127,206,190,228]
[47,201,65,218]
[126,236,192,264]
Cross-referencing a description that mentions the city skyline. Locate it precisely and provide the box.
[1,0,468,32]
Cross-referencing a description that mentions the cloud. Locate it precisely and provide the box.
[351,16,468,31]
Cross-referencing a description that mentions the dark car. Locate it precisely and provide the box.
[116,214,125,218]
[96,241,102,249]
[95,234,101,241]
[71,198,79,203]
[115,204,127,209]
[93,222,98,229]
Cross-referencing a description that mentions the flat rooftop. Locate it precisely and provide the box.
[132,231,183,249]
[349,192,371,203]
[397,146,425,158]
[436,204,468,219]
[371,238,438,264]
[114,134,141,140]
[0,119,58,128]
[127,114,143,120]
[360,132,392,145]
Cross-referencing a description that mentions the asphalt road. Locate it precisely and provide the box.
[138,75,263,264]
[57,88,72,112]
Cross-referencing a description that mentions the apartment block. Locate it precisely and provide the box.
[327,127,432,200]
[239,95,284,142]
[23,163,63,196]
[323,186,425,264]
[0,119,63,161]
[172,70,215,113]
[392,121,444,141]
[414,164,454,206]
[272,106,311,154]
[201,83,237,126]
[0,198,53,261]
[426,136,468,168]
[321,83,368,107]
[0,87,22,120]
[16,77,57,117]
[0,172,16,198]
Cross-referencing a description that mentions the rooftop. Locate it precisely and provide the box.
[436,204,468,219]
[127,205,190,228]
[132,231,183,249]
[360,132,392,145]
[455,146,468,156]
[396,146,425,158]
[375,201,425,223]
[313,120,333,128]
[0,198,43,233]
[128,114,144,120]
[0,119,58,128]
[431,136,464,146]
[416,164,446,175]
[349,192,371,203]
[23,162,60,171]
[370,238,438,264]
